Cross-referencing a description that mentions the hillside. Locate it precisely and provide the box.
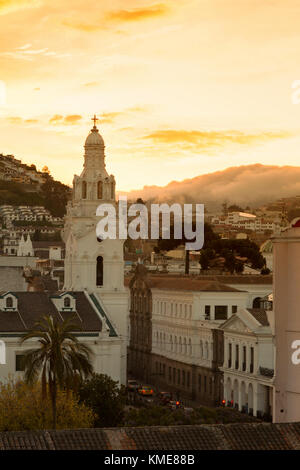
[122,164,300,210]
[0,153,71,216]
[0,178,71,217]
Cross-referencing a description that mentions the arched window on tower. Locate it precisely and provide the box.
[97,181,103,199]
[96,256,103,286]
[82,181,87,199]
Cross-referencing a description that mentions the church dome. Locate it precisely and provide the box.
[85,126,104,147]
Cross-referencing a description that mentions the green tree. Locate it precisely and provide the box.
[20,315,94,429]
[199,250,210,270]
[79,373,126,427]
[224,251,236,274]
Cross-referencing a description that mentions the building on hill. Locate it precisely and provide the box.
[0,255,37,291]
[260,238,273,271]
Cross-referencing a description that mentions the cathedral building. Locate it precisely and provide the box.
[62,117,128,384]
[0,119,127,386]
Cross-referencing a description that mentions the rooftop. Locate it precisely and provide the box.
[0,291,102,334]
[0,422,299,450]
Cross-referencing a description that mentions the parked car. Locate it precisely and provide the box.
[157,391,172,405]
[137,385,154,396]
[127,379,140,392]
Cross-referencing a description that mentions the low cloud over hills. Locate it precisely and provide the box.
[121,164,300,209]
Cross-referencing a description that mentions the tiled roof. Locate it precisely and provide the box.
[32,241,65,249]
[247,308,270,326]
[125,275,244,292]
[148,278,244,292]
[0,423,299,450]
[124,274,272,288]
[0,291,102,333]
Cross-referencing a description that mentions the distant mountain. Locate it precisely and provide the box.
[121,164,300,210]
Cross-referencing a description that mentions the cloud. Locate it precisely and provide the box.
[97,107,147,125]
[64,115,82,125]
[0,45,71,61]
[83,81,100,87]
[5,116,38,125]
[63,3,168,31]
[143,129,292,151]
[108,3,168,22]
[62,20,103,32]
[49,114,63,124]
[49,114,82,125]
[125,164,300,209]
[0,0,41,15]
[101,111,123,124]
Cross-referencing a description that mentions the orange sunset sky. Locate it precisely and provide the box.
[1,0,300,191]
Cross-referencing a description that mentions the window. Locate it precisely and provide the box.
[97,181,103,199]
[243,346,246,371]
[182,370,185,386]
[16,354,25,372]
[187,371,190,388]
[235,344,239,369]
[168,367,172,382]
[209,378,212,394]
[250,347,254,373]
[205,305,211,319]
[215,305,228,320]
[64,297,71,308]
[177,369,180,385]
[228,343,232,368]
[232,305,238,314]
[6,297,13,308]
[96,256,103,286]
[204,376,207,392]
[82,181,87,199]
[198,374,201,392]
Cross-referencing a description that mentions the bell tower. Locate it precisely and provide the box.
[62,116,127,383]
[62,115,122,292]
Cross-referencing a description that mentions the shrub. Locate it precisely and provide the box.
[0,379,95,431]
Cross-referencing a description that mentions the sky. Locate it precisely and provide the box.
[1,0,300,191]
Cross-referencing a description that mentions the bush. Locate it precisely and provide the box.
[124,405,218,427]
[0,379,95,431]
[79,373,126,427]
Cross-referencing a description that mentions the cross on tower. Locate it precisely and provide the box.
[92,114,99,128]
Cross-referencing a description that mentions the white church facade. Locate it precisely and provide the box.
[0,118,128,386]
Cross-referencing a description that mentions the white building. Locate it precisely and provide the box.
[62,118,128,385]
[220,306,274,419]
[0,120,127,386]
[0,291,121,383]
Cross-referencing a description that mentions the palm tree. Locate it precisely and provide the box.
[20,314,94,429]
